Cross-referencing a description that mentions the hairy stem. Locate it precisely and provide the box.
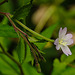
[0,12,28,37]
[21,34,41,72]
[6,13,28,37]
[0,12,54,42]
[0,11,40,73]
[31,43,46,62]
[20,33,39,64]
[15,20,54,42]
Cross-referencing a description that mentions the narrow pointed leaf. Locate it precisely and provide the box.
[16,37,25,64]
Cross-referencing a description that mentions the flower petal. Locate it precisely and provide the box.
[56,44,61,50]
[62,27,67,35]
[59,27,67,38]
[66,39,73,45]
[60,45,72,56]
[64,34,73,40]
[59,27,62,37]
[54,38,59,45]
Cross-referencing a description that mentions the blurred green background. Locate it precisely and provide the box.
[0,0,75,75]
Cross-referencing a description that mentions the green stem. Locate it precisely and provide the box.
[31,43,46,62]
[0,12,54,42]
[0,44,24,75]
[0,12,28,37]
[20,33,38,64]
[15,20,54,42]
[20,34,41,72]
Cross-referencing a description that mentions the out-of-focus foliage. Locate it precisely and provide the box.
[52,58,67,75]
[0,53,19,75]
[52,46,75,75]
[0,24,18,38]
[0,0,75,75]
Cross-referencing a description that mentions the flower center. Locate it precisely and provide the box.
[59,39,67,46]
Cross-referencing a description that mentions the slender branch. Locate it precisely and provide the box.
[7,12,40,71]
[7,13,41,71]
[0,11,39,65]
[0,12,28,37]
[0,12,42,72]
[0,44,24,75]
[20,33,39,64]
[0,12,54,42]
[0,0,8,6]
[15,20,54,42]
[20,33,41,72]
[6,14,28,37]
[31,43,46,62]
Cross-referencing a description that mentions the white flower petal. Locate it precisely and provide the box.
[64,34,73,40]
[59,27,67,38]
[55,27,73,56]
[54,38,59,45]
[66,39,73,45]
[59,27,62,37]
[56,44,61,50]
[62,27,67,35]
[60,46,72,56]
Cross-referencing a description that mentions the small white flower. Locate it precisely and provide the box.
[54,27,73,56]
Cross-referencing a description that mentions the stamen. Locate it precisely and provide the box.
[59,39,67,46]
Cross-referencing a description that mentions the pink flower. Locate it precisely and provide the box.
[54,27,73,56]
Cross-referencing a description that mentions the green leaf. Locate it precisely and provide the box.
[22,63,43,75]
[0,54,19,75]
[52,58,75,75]
[0,0,13,13]
[0,24,18,38]
[0,37,12,51]
[25,44,33,63]
[61,67,75,75]
[28,37,38,43]
[18,0,31,7]
[61,54,75,64]
[35,23,57,50]
[23,0,31,4]
[16,37,25,64]
[41,24,57,38]
[52,58,67,75]
[33,0,51,4]
[13,4,31,20]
